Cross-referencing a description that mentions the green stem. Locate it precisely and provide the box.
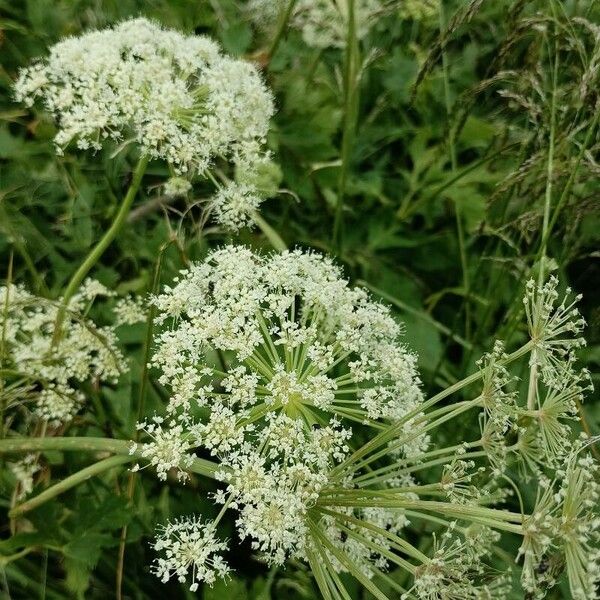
[51,155,149,345]
[317,497,524,533]
[0,250,13,439]
[316,506,429,563]
[309,519,389,600]
[346,400,481,476]
[332,341,533,476]
[9,454,132,517]
[537,33,559,287]
[0,436,220,479]
[267,0,298,59]
[527,29,559,411]
[332,0,359,252]
[439,0,470,341]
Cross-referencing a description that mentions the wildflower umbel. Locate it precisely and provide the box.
[518,453,600,599]
[140,245,423,579]
[524,276,586,388]
[153,517,231,591]
[15,18,273,178]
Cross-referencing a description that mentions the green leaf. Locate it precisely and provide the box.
[400,313,443,370]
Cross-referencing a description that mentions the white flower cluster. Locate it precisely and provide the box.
[153,517,231,591]
[209,182,262,231]
[113,295,147,326]
[14,17,274,179]
[0,281,124,424]
[248,0,385,48]
[163,177,193,198]
[139,245,422,583]
[471,281,593,473]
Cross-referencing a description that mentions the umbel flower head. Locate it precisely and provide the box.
[15,18,274,177]
[15,18,275,231]
[139,245,424,578]
[153,517,231,591]
[0,280,124,424]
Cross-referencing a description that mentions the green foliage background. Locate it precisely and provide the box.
[0,0,598,598]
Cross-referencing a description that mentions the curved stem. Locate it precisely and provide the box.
[9,454,132,517]
[51,154,150,345]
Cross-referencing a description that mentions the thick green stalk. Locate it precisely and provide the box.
[51,155,150,345]
[0,436,220,479]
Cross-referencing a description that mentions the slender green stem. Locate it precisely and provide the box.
[306,545,335,600]
[332,0,359,252]
[537,33,559,287]
[0,436,130,454]
[9,454,132,517]
[0,547,35,567]
[316,506,428,563]
[527,30,559,411]
[51,155,149,345]
[309,519,389,600]
[346,399,481,476]
[116,244,168,600]
[439,0,470,341]
[332,341,533,476]
[317,497,524,533]
[268,0,298,59]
